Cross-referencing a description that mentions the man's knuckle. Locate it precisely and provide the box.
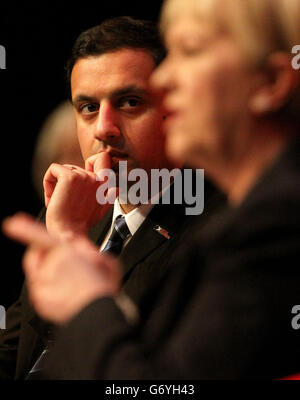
[66,172,79,183]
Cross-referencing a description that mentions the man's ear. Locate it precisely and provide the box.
[249,52,299,115]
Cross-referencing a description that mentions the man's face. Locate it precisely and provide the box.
[71,49,175,177]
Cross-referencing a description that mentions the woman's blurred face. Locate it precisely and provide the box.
[152,8,256,169]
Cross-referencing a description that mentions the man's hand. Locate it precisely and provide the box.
[2,213,120,324]
[44,152,114,240]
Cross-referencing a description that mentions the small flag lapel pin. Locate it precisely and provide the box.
[154,225,171,239]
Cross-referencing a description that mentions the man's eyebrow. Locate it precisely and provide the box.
[72,86,148,105]
[72,95,97,105]
[111,86,148,97]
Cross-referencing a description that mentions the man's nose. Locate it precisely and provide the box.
[94,100,120,141]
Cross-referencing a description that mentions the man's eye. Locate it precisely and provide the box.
[80,103,99,114]
[118,97,143,110]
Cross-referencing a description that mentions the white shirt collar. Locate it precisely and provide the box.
[112,198,154,237]
[100,178,174,251]
[100,199,154,251]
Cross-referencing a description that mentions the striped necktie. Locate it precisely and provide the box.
[102,215,131,256]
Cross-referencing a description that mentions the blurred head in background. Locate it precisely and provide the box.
[152,0,300,204]
[32,100,84,200]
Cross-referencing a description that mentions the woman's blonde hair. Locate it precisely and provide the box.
[160,0,300,121]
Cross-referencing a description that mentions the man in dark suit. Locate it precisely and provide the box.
[0,16,221,379]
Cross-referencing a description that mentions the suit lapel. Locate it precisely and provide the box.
[88,207,113,247]
[16,286,49,378]
[120,214,168,279]
[118,174,224,281]
[120,201,187,280]
[87,196,184,280]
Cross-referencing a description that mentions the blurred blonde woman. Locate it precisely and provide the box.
[3,0,300,379]
[153,0,300,204]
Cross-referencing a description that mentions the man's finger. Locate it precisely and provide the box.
[23,245,47,281]
[94,152,111,174]
[43,163,77,207]
[85,152,111,174]
[2,212,56,249]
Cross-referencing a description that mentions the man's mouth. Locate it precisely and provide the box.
[107,150,128,159]
[106,150,129,171]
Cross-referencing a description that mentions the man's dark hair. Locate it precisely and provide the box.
[65,16,166,98]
